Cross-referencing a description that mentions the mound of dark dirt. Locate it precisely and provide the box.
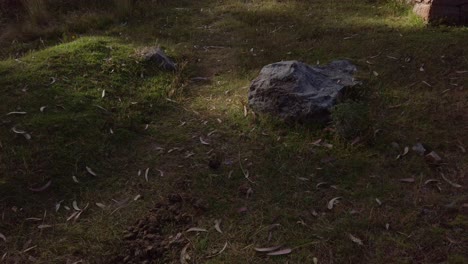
[113,194,208,264]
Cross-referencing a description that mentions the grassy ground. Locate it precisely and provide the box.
[1,0,467,263]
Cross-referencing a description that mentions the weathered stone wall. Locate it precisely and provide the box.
[412,0,468,24]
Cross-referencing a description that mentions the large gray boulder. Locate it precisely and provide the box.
[248,60,359,123]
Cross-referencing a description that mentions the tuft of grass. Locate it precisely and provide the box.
[113,0,134,20]
[332,101,371,140]
[21,0,49,25]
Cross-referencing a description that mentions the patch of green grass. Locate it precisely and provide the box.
[0,36,174,204]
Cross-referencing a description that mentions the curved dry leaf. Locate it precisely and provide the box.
[327,197,342,210]
[399,178,415,183]
[267,248,292,256]
[72,201,81,211]
[85,166,97,177]
[207,242,228,258]
[186,227,208,233]
[49,77,56,85]
[23,133,31,140]
[402,146,409,156]
[424,179,439,185]
[72,176,79,183]
[208,130,217,136]
[38,224,52,229]
[96,202,106,209]
[254,245,282,252]
[0,233,6,242]
[11,127,26,134]
[348,234,363,245]
[441,174,462,188]
[102,89,106,98]
[180,243,191,264]
[144,168,150,182]
[214,219,223,234]
[133,194,142,201]
[29,180,52,192]
[157,169,164,177]
[40,106,47,112]
[199,137,210,145]
[55,200,63,212]
[6,111,27,116]
[316,182,328,189]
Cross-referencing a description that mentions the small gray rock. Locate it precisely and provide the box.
[141,47,177,71]
[248,60,359,123]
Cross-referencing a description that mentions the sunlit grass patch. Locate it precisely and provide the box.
[0,36,174,203]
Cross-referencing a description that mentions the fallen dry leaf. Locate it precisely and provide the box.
[67,211,79,221]
[424,179,439,185]
[180,243,191,264]
[96,203,106,209]
[327,197,342,210]
[375,198,382,206]
[72,176,79,183]
[0,233,6,242]
[348,233,364,246]
[402,146,409,156]
[55,200,63,212]
[72,201,81,211]
[267,248,292,256]
[6,111,27,115]
[144,168,150,182]
[186,227,208,233]
[199,137,210,145]
[214,219,223,234]
[399,178,415,183]
[133,194,142,201]
[316,182,329,189]
[85,166,97,176]
[441,173,462,188]
[29,180,52,192]
[254,245,282,252]
[207,242,228,258]
[37,224,52,229]
[25,217,42,221]
[425,151,442,164]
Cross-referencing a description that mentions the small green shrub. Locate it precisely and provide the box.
[331,101,371,140]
